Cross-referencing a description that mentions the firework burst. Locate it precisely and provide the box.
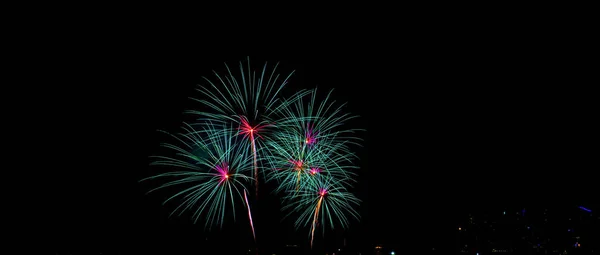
[141,122,254,233]
[265,88,363,193]
[186,57,308,196]
[281,174,361,248]
[264,129,358,195]
[143,58,363,249]
[271,88,363,148]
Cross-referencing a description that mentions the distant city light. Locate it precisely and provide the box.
[578,206,592,212]
[456,207,595,253]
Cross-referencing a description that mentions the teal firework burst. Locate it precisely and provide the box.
[188,57,293,126]
[271,88,363,149]
[264,88,362,193]
[141,122,254,230]
[281,174,361,248]
[186,57,308,196]
[264,129,358,195]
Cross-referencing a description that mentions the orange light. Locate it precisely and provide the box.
[225,174,229,179]
[458,227,461,231]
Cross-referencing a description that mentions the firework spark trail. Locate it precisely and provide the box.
[252,136,258,197]
[296,171,302,190]
[310,190,325,249]
[244,189,256,242]
[239,116,269,197]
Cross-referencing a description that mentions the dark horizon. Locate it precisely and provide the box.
[39,36,597,254]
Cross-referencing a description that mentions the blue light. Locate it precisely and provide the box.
[579,206,592,212]
[503,211,506,215]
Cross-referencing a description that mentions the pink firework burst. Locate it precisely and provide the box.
[318,188,328,197]
[304,123,318,146]
[309,167,321,175]
[289,159,306,171]
[214,162,230,184]
[238,116,269,141]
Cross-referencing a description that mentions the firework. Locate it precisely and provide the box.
[264,88,362,194]
[281,174,361,248]
[270,88,363,148]
[143,58,364,249]
[263,88,363,247]
[264,129,358,195]
[141,122,254,233]
[186,57,308,196]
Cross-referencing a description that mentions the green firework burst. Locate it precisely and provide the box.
[141,122,253,229]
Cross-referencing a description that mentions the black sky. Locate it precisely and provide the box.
[36,22,598,253]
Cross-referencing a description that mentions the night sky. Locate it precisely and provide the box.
[40,29,597,254]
